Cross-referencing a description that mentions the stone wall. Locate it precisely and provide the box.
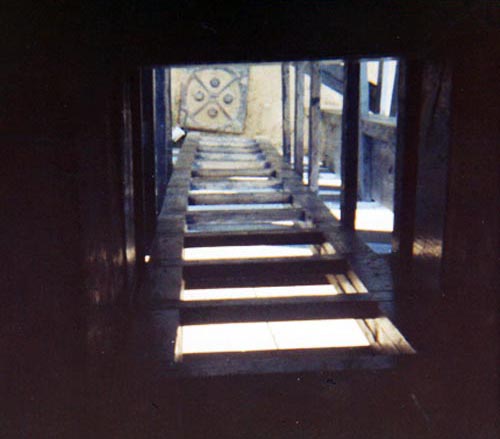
[171,63,343,149]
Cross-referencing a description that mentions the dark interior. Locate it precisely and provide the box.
[2,2,498,438]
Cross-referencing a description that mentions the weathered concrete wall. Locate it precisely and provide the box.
[171,63,343,149]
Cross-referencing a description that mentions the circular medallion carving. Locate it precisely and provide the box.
[207,107,218,118]
[223,94,234,104]
[194,90,205,101]
[210,78,220,88]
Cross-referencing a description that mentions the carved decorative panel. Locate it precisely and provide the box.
[179,65,249,133]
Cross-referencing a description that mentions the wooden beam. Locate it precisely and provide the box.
[392,59,422,275]
[165,67,173,182]
[193,160,270,171]
[131,69,146,276]
[190,178,281,191]
[359,61,369,117]
[195,152,266,161]
[178,292,393,309]
[197,144,261,153]
[294,61,306,177]
[340,60,360,229]
[153,68,167,214]
[181,301,382,325]
[186,207,305,224]
[141,67,157,248]
[191,168,275,178]
[183,255,348,281]
[184,230,325,247]
[308,61,321,192]
[380,60,398,117]
[358,61,371,201]
[188,192,291,206]
[120,74,138,295]
[281,62,292,163]
[375,60,384,113]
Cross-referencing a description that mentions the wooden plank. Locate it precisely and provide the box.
[346,269,369,293]
[141,67,157,248]
[335,274,357,294]
[177,291,393,309]
[188,192,291,205]
[375,60,384,113]
[197,144,261,153]
[358,61,371,201]
[184,229,325,247]
[294,61,306,176]
[308,61,321,192]
[192,168,276,178]
[183,255,348,280]
[393,60,422,273]
[340,60,360,230]
[165,68,174,182]
[180,300,382,325]
[325,274,343,294]
[364,317,416,354]
[153,67,167,214]
[190,179,282,191]
[380,60,398,117]
[355,319,391,354]
[281,62,292,162]
[193,160,270,170]
[198,136,257,148]
[186,207,305,224]
[359,61,370,117]
[195,152,266,161]
[178,349,393,377]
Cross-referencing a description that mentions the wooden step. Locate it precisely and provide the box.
[177,291,393,309]
[197,145,262,154]
[185,221,314,233]
[186,207,305,224]
[183,255,348,281]
[192,168,276,178]
[192,161,271,170]
[184,230,325,247]
[180,300,383,325]
[188,192,291,205]
[195,152,266,161]
[190,179,282,190]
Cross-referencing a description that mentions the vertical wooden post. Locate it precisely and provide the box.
[120,74,137,296]
[359,61,369,117]
[141,67,156,249]
[390,63,400,117]
[358,61,371,201]
[340,60,360,229]
[392,59,422,272]
[308,61,321,192]
[375,60,384,113]
[153,68,166,215]
[131,69,146,276]
[281,62,292,163]
[165,67,173,182]
[380,60,398,117]
[294,61,305,177]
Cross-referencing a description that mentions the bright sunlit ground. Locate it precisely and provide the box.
[178,318,370,355]
[325,200,394,232]
[183,244,315,261]
[188,203,290,211]
[181,283,341,301]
